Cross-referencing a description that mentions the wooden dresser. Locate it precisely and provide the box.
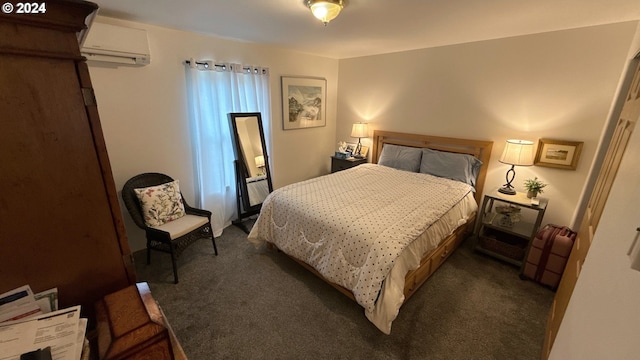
[0,0,135,318]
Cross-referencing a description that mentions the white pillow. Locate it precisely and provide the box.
[134,180,186,227]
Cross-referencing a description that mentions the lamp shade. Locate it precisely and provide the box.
[254,155,265,168]
[307,0,344,25]
[351,123,368,138]
[499,139,534,166]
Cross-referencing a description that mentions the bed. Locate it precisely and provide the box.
[248,130,493,333]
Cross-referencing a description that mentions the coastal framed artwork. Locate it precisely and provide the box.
[534,138,583,170]
[281,76,326,130]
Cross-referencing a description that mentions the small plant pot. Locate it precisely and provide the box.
[527,191,538,199]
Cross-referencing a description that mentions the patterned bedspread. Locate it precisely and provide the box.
[248,163,473,313]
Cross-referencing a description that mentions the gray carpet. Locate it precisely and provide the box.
[134,221,553,360]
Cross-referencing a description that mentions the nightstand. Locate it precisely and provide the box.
[473,189,548,269]
[331,156,367,173]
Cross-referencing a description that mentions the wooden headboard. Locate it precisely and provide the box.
[371,130,493,205]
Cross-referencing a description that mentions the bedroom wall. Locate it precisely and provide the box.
[336,21,639,230]
[88,16,339,251]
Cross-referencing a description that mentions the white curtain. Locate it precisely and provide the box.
[185,62,270,236]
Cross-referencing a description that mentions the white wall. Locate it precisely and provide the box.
[336,22,638,230]
[89,16,339,251]
[90,16,639,253]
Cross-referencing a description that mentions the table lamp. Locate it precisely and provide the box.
[351,123,368,158]
[498,139,534,195]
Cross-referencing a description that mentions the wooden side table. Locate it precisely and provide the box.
[330,156,367,173]
[473,190,548,269]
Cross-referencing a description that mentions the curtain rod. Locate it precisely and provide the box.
[185,59,268,75]
[185,59,227,69]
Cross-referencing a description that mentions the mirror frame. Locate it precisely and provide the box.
[228,112,273,231]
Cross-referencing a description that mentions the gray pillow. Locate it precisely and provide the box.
[419,148,483,187]
[378,144,422,172]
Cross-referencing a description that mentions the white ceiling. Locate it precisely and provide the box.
[92,0,640,59]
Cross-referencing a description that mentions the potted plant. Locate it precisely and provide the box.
[524,177,547,198]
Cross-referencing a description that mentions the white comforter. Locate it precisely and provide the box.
[248,163,474,332]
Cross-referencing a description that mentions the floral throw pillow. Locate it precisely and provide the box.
[134,180,186,227]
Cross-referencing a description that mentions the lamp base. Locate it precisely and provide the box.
[498,186,516,195]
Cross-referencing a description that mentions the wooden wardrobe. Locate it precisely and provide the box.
[0,0,135,316]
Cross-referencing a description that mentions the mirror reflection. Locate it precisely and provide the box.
[229,112,273,232]
[235,116,269,205]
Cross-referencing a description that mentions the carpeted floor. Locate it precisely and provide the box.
[134,221,554,360]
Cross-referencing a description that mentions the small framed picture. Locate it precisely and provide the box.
[345,143,356,155]
[345,143,368,158]
[359,146,369,157]
[534,139,583,170]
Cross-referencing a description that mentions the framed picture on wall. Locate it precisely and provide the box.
[281,76,326,130]
[534,138,583,170]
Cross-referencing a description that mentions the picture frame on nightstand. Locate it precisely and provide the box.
[346,143,369,158]
[345,143,356,154]
[359,146,369,157]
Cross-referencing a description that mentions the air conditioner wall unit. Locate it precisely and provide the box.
[81,22,150,66]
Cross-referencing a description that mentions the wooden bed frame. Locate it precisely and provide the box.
[276,130,493,305]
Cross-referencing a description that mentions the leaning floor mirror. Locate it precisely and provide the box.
[228,112,273,233]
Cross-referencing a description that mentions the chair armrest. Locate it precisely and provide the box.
[184,206,211,219]
[145,227,172,241]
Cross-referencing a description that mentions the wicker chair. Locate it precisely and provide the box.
[122,173,218,284]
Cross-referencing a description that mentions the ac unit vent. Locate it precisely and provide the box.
[81,22,150,66]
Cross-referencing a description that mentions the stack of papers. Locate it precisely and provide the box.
[0,285,87,360]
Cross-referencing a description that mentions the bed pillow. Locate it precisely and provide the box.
[134,180,186,227]
[377,144,422,172]
[419,148,483,187]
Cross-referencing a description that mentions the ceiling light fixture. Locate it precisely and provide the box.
[307,0,344,26]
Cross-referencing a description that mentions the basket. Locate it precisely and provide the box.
[479,229,527,261]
